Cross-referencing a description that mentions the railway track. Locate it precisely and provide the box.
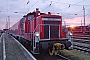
[33,52,68,60]
[73,39,90,44]
[24,43,70,60]
[57,54,70,60]
[72,32,90,54]
[73,38,90,52]
[73,34,90,40]
[14,37,74,60]
[33,50,74,60]
[73,42,90,54]
[73,33,90,44]
[11,33,87,60]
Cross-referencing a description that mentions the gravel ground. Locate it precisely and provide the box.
[4,33,28,60]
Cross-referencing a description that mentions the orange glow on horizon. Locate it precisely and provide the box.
[70,25,75,29]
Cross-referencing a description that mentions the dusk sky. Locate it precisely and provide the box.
[0,0,90,30]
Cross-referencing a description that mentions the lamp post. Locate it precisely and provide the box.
[89,24,90,39]
[81,20,82,32]
[83,6,86,31]
[6,19,8,29]
[8,16,10,29]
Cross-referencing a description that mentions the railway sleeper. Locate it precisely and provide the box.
[74,46,90,54]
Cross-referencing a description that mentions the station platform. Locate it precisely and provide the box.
[0,33,36,60]
[0,33,2,60]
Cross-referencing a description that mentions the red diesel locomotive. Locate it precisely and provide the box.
[9,8,72,54]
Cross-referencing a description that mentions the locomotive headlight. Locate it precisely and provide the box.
[38,13,40,15]
[69,32,72,36]
[35,32,40,37]
[68,31,72,36]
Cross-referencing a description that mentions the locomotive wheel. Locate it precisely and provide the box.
[65,41,72,49]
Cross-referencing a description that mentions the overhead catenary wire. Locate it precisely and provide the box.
[5,0,90,18]
[73,0,86,5]
[3,0,90,15]
[52,0,89,6]
[41,0,90,13]
[13,0,31,15]
[42,1,71,13]
[27,0,39,13]
[0,0,90,30]
[3,0,90,17]
[42,1,53,11]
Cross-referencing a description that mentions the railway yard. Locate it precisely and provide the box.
[73,32,90,54]
[0,30,90,60]
[0,0,90,60]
